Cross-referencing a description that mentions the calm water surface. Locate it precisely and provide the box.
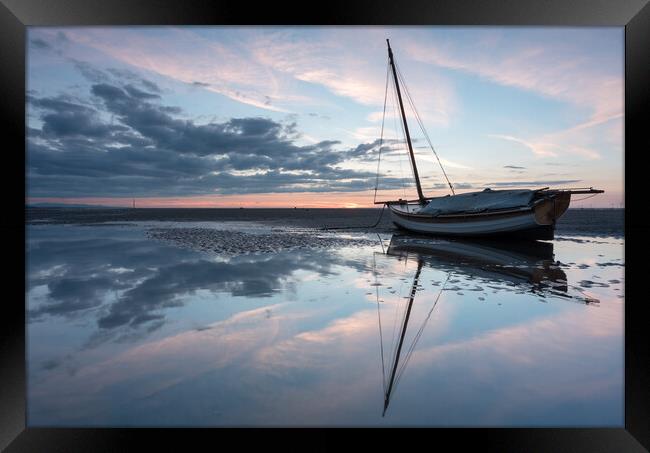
[26,221,624,426]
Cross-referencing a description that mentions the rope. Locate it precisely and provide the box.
[391,69,416,197]
[395,62,455,195]
[392,271,450,392]
[571,193,599,202]
[374,61,391,205]
[319,204,386,231]
[318,61,392,232]
[389,260,407,377]
[388,257,410,383]
[374,253,388,395]
[377,233,385,254]
[390,71,408,199]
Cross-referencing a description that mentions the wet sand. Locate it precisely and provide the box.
[146,227,378,255]
[27,207,624,237]
[25,209,624,426]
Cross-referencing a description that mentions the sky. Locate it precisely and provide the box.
[26,27,624,208]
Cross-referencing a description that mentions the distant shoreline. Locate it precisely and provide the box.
[26,206,625,210]
[26,206,624,238]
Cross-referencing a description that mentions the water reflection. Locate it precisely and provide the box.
[27,226,622,426]
[27,226,344,346]
[386,235,569,294]
[376,234,590,416]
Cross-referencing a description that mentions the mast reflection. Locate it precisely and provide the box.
[376,234,576,416]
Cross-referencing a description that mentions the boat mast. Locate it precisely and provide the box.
[386,39,426,204]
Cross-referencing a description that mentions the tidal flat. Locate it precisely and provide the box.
[26,208,624,426]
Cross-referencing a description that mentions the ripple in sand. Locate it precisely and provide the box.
[578,280,610,288]
[597,262,624,267]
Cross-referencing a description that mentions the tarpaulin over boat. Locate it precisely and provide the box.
[419,188,536,216]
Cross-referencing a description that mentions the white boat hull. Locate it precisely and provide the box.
[387,195,570,240]
[390,207,538,235]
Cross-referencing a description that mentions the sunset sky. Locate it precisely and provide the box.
[26,27,624,208]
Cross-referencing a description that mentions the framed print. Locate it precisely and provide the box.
[2,0,648,450]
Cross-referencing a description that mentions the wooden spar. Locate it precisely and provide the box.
[374,188,604,205]
[375,198,434,205]
[545,188,605,194]
[387,39,426,205]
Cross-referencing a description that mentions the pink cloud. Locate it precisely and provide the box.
[404,38,622,127]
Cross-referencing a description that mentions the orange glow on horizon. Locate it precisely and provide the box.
[27,187,623,209]
[28,191,395,209]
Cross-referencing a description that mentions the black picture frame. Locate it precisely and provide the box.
[2,0,648,450]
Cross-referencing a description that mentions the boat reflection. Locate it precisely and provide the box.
[386,234,568,294]
[375,234,576,416]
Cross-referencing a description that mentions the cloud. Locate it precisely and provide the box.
[141,78,162,93]
[29,30,70,56]
[71,59,110,83]
[404,31,622,127]
[27,71,395,198]
[405,30,621,161]
[430,182,472,190]
[29,94,129,139]
[488,134,558,158]
[27,28,621,203]
[486,180,582,187]
[489,134,602,160]
[45,28,456,122]
[123,84,160,99]
[30,38,51,50]
[55,27,291,113]
[504,165,526,170]
[431,179,581,190]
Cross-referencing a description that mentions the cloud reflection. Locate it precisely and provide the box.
[27,227,623,426]
[28,226,342,340]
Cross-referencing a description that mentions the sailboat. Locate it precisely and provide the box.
[374,40,604,240]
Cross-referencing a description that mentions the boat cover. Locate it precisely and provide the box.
[418,188,536,216]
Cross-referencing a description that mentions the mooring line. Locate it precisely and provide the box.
[319,204,386,231]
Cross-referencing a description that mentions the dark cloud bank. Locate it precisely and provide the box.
[27,64,403,198]
[27,57,578,198]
